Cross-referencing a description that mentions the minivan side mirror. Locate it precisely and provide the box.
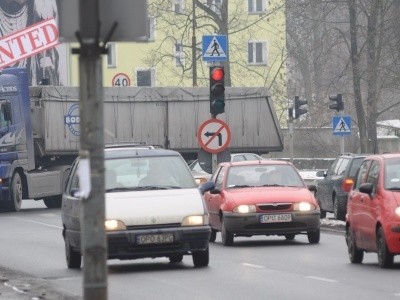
[359,182,373,195]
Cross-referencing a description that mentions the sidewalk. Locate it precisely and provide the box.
[0,267,80,300]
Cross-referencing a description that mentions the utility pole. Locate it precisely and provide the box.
[75,0,108,299]
[192,0,197,86]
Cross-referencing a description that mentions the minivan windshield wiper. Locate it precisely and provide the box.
[106,186,182,192]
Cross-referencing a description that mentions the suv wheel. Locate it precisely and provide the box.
[333,195,346,221]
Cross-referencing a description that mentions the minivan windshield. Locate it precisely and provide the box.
[105,155,196,191]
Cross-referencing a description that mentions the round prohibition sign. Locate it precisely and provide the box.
[112,73,131,87]
[197,118,231,154]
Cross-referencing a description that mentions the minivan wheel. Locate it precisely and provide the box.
[377,227,393,268]
[169,254,184,263]
[209,229,217,242]
[307,229,320,244]
[192,247,209,267]
[65,239,81,269]
[285,234,295,240]
[346,227,363,264]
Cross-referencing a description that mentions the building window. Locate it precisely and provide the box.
[248,0,266,14]
[174,43,185,67]
[147,16,156,41]
[106,43,116,68]
[174,0,184,13]
[137,69,155,87]
[248,41,267,65]
[206,0,223,15]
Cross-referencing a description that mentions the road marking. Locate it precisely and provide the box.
[306,276,338,283]
[241,263,265,269]
[20,218,62,229]
[4,282,27,294]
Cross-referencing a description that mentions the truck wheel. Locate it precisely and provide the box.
[8,172,22,212]
[192,247,209,267]
[43,196,62,208]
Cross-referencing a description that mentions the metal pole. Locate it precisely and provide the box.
[340,136,345,154]
[78,0,108,299]
[192,0,197,86]
[289,117,294,164]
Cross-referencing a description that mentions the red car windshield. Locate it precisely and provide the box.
[226,165,304,188]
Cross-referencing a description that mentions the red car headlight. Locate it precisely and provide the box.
[233,205,256,213]
[293,202,316,212]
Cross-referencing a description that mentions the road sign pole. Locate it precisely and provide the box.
[76,0,107,299]
[212,153,217,173]
[340,137,345,154]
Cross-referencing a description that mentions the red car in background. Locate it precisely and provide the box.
[346,153,400,268]
[203,160,320,246]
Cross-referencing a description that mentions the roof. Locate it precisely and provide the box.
[105,147,180,159]
[220,160,292,168]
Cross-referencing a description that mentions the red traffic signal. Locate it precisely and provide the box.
[210,66,225,116]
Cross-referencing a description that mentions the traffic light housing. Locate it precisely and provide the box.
[209,66,225,116]
[329,94,344,111]
[293,96,307,119]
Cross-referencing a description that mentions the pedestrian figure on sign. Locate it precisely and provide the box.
[339,120,347,131]
[211,39,220,56]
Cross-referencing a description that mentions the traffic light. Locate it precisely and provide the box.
[329,94,344,111]
[209,66,225,116]
[294,96,307,119]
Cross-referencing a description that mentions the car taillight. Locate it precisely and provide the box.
[342,178,354,192]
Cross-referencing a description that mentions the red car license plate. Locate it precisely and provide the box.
[137,233,174,245]
[260,214,292,223]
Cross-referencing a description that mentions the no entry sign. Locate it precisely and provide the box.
[197,118,231,154]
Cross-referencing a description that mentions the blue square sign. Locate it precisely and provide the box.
[202,35,228,62]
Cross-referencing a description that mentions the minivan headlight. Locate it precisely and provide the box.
[105,220,126,231]
[293,202,316,211]
[395,206,400,217]
[233,205,256,213]
[182,215,209,226]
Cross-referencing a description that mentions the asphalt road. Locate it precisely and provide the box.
[0,200,399,300]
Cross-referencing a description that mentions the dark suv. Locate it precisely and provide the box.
[316,153,367,221]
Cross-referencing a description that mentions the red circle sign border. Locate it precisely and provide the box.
[197,118,231,154]
[112,73,131,87]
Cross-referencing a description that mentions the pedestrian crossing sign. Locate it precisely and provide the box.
[333,116,351,136]
[202,35,228,62]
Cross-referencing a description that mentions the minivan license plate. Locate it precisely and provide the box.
[260,214,292,223]
[137,233,174,245]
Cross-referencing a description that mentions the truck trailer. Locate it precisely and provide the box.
[0,68,283,212]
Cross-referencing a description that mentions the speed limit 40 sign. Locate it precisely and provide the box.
[112,73,131,87]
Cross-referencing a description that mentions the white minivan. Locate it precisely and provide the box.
[61,145,214,269]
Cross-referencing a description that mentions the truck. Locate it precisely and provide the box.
[0,67,283,212]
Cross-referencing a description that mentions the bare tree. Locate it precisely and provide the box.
[287,0,400,154]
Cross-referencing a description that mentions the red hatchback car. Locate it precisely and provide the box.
[346,153,400,268]
[203,160,320,246]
